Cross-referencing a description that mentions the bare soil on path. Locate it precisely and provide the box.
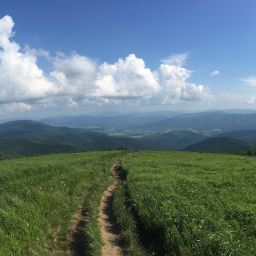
[69,163,124,256]
[99,164,124,256]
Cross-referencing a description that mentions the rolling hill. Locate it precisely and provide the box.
[0,120,208,157]
[184,136,250,154]
[41,113,168,131]
[220,130,256,146]
[142,130,207,150]
[143,111,256,133]
[3,118,256,157]
[0,120,135,156]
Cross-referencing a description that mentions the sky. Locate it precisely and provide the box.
[0,0,256,118]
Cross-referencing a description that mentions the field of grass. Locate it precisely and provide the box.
[0,151,123,256]
[3,149,256,256]
[121,151,256,255]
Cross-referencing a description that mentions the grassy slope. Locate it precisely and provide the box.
[0,151,124,256]
[122,151,256,255]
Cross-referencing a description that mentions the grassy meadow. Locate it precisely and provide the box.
[0,151,123,256]
[2,149,256,256]
[120,151,256,256]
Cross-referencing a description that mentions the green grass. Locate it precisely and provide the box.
[3,149,256,255]
[122,151,256,256]
[113,184,148,256]
[0,150,124,255]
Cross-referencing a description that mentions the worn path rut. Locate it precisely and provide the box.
[99,164,124,256]
[69,163,124,256]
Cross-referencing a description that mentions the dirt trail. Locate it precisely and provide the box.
[99,164,124,256]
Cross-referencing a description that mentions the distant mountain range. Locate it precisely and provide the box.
[41,111,256,135]
[41,114,168,131]
[0,120,207,157]
[2,110,256,157]
[143,131,206,150]
[0,120,132,156]
[144,112,256,133]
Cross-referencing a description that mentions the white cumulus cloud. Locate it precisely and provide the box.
[0,15,211,112]
[161,53,188,66]
[0,15,57,104]
[94,54,160,98]
[50,53,97,95]
[159,55,209,104]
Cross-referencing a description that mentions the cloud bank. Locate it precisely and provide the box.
[0,15,210,112]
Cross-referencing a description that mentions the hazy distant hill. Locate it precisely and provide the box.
[144,112,256,132]
[41,114,168,130]
[184,137,250,154]
[40,111,256,134]
[2,119,254,157]
[0,120,208,157]
[143,131,207,150]
[0,120,135,154]
[220,130,256,146]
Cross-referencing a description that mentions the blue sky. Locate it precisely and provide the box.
[0,0,256,117]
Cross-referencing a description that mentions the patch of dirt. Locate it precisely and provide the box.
[99,164,124,256]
